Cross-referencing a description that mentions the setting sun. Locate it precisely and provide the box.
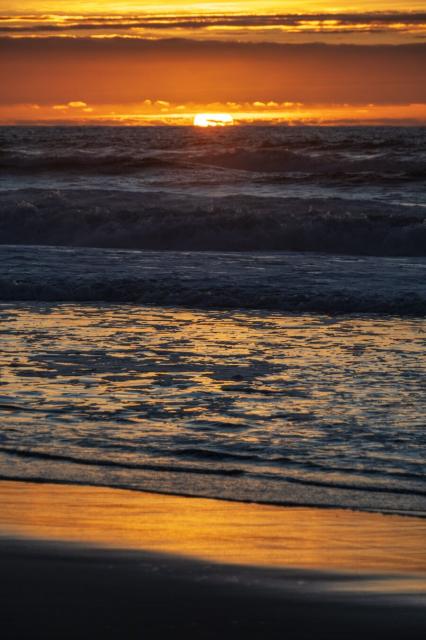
[1,1,426,638]
[193,113,234,127]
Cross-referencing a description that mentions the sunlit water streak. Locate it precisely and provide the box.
[0,304,424,515]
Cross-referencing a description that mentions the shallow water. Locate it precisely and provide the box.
[0,125,425,516]
[0,303,424,515]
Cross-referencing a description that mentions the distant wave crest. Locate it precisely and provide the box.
[1,147,424,183]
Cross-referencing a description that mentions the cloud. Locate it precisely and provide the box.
[1,38,425,107]
[52,101,88,110]
[2,101,424,127]
[0,12,425,37]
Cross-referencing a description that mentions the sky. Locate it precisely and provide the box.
[1,1,425,124]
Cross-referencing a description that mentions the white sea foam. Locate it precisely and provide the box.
[1,188,425,256]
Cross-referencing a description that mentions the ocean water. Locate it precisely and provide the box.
[1,126,425,255]
[0,126,425,516]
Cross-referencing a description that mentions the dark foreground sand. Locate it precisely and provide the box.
[1,481,425,640]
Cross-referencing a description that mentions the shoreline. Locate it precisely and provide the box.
[1,480,425,639]
[1,479,425,575]
[0,473,425,520]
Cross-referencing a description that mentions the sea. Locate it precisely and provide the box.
[0,125,425,516]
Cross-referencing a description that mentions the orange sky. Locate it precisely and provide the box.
[1,1,425,124]
[3,2,426,13]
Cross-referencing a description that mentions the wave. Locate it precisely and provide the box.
[1,188,425,258]
[270,456,426,482]
[0,269,425,315]
[198,149,426,178]
[1,242,425,315]
[259,136,424,153]
[0,153,185,174]
[0,446,245,477]
[1,148,424,182]
[3,473,423,517]
[1,446,424,498]
[0,426,422,482]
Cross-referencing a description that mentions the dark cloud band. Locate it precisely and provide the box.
[0,13,425,36]
[1,38,425,106]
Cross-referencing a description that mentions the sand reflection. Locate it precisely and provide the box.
[1,481,425,577]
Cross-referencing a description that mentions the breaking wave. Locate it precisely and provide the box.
[1,188,425,257]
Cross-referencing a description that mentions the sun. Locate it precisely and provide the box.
[193,113,234,127]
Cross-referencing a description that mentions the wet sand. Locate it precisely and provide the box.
[1,480,425,639]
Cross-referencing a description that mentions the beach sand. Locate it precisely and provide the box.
[1,480,425,639]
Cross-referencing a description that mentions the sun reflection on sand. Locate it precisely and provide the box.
[1,480,426,579]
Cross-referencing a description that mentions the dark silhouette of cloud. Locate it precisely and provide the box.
[0,12,425,35]
[1,38,425,106]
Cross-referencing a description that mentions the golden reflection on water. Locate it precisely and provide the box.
[0,305,425,501]
[1,306,423,425]
[1,480,426,577]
